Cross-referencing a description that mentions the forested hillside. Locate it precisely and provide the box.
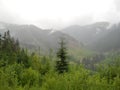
[0,31,120,90]
[1,0,120,89]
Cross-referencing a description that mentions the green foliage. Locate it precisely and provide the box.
[17,49,30,68]
[56,38,68,74]
[0,31,120,90]
[20,67,40,87]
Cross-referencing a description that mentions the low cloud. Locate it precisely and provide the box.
[114,0,120,11]
[0,0,120,29]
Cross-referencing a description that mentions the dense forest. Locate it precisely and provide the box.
[0,31,120,90]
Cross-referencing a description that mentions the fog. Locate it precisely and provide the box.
[0,0,120,29]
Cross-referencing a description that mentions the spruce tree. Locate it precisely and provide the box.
[56,38,68,74]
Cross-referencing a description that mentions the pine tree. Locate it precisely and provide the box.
[0,30,20,65]
[2,30,20,53]
[56,38,68,74]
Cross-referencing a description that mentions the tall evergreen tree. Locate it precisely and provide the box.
[1,30,20,53]
[56,38,68,74]
[0,30,20,64]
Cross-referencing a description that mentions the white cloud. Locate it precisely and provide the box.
[0,0,120,29]
[114,0,120,11]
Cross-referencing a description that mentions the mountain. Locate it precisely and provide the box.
[0,22,80,52]
[1,21,120,53]
[91,24,120,52]
[62,22,110,45]
[62,22,120,52]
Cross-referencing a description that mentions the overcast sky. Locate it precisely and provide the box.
[0,0,120,29]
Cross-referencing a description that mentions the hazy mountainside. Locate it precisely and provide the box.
[0,22,80,52]
[91,24,120,52]
[1,21,120,52]
[62,22,109,45]
[62,22,120,52]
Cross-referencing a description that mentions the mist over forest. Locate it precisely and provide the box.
[0,0,120,90]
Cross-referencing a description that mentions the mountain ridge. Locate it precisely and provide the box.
[0,22,80,52]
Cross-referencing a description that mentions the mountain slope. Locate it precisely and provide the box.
[91,24,120,52]
[62,22,120,52]
[62,22,109,45]
[0,22,80,52]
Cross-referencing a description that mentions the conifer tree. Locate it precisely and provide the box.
[56,38,68,73]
